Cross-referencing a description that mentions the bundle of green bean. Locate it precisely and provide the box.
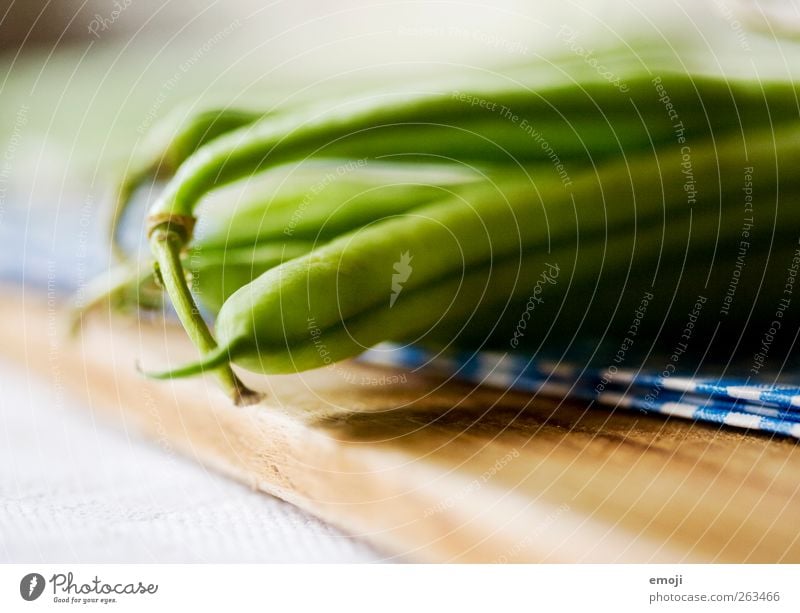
[79,161,478,321]
[101,46,800,403]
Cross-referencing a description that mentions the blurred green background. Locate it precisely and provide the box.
[0,0,797,237]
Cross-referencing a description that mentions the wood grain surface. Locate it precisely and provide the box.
[1,287,798,562]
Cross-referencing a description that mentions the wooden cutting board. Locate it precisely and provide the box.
[2,287,799,562]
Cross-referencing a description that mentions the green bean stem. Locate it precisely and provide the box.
[148,225,260,404]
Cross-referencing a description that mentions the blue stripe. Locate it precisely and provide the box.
[359,344,800,441]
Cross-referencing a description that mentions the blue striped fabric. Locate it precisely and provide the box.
[359,345,800,440]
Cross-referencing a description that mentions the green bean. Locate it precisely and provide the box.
[151,200,800,376]
[110,106,266,259]
[146,77,799,252]
[432,197,800,364]
[194,158,476,245]
[196,172,478,249]
[149,74,799,227]
[329,209,800,369]
[188,242,313,312]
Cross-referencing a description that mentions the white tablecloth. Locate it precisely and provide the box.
[0,359,380,563]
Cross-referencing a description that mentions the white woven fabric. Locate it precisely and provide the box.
[0,359,380,563]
